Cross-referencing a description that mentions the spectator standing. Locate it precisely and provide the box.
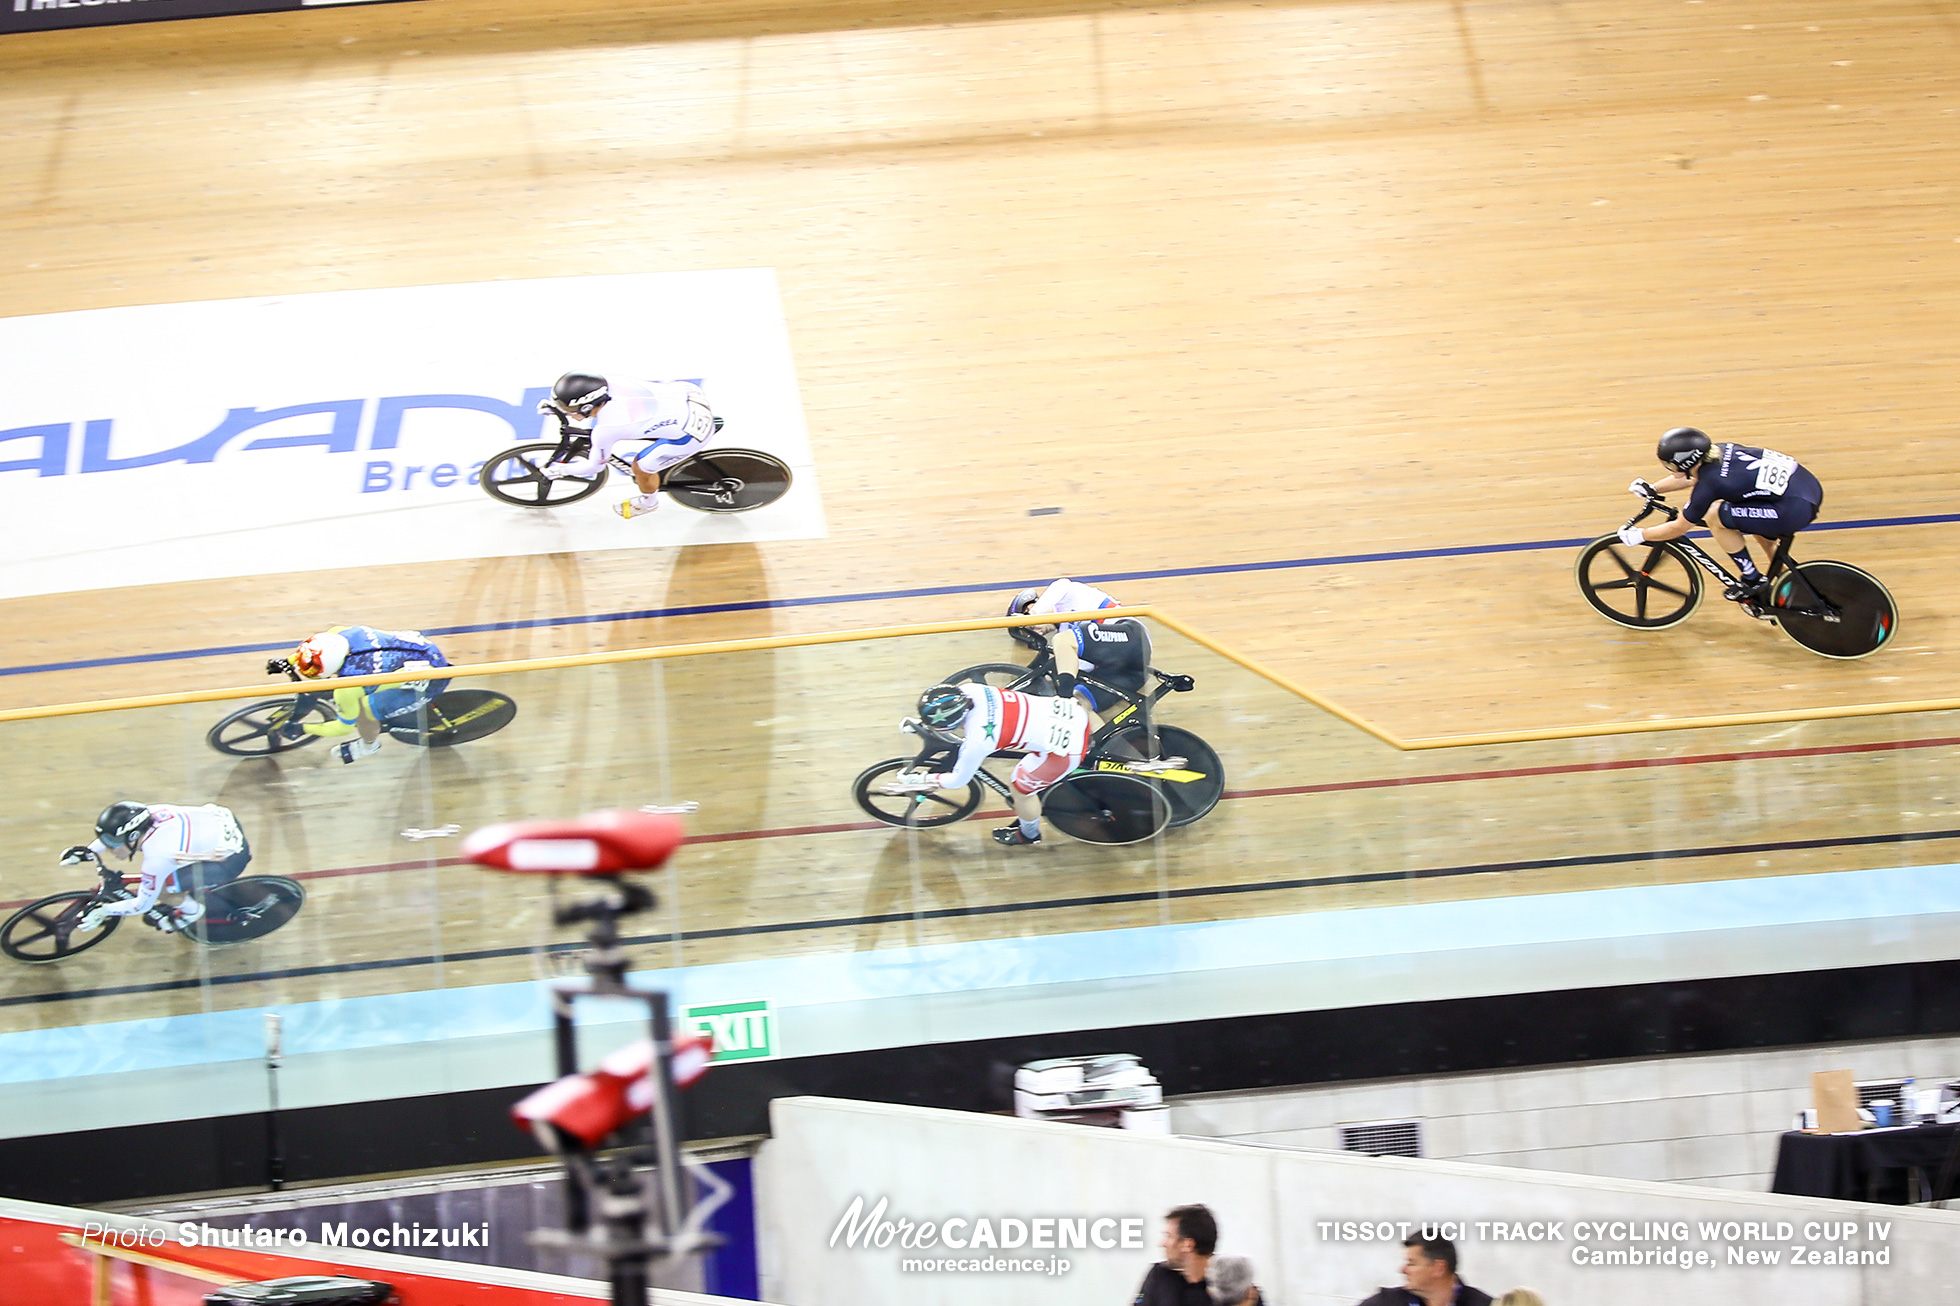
[1132,1204,1217,1306]
[1207,1253,1261,1305]
[1355,1236,1492,1306]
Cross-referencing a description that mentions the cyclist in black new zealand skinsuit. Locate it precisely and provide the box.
[1620,427,1824,605]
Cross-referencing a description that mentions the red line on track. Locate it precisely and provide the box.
[1222,734,1960,801]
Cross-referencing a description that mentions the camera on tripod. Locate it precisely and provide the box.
[461,808,729,1306]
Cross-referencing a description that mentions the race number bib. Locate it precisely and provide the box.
[683,400,715,442]
[1035,696,1084,754]
[1753,451,1797,496]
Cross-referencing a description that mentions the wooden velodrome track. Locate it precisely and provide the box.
[3,0,1959,1032]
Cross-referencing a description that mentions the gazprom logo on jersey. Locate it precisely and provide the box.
[0,388,553,493]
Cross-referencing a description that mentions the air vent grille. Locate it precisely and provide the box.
[1339,1118,1422,1158]
[1856,1079,1910,1109]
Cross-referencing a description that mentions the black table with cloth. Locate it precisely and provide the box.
[1771,1123,1960,1204]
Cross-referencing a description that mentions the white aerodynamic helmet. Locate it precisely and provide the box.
[292,630,352,679]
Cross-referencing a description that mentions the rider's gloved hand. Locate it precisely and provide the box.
[76,906,111,932]
[276,717,310,742]
[1628,478,1655,498]
[59,845,94,866]
[1617,525,1647,547]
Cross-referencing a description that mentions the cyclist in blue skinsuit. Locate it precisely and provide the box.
[284,625,452,763]
[1621,427,1824,609]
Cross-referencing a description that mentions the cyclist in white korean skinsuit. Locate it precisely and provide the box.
[538,371,720,520]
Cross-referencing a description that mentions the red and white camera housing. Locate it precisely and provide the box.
[513,1031,714,1150]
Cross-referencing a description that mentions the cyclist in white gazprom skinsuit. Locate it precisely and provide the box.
[65,801,251,934]
[539,372,719,520]
[886,683,1093,847]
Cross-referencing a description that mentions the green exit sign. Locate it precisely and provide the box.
[682,999,776,1062]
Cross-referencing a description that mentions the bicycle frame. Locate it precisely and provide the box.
[63,854,136,910]
[1008,642,1195,746]
[1624,495,1839,621]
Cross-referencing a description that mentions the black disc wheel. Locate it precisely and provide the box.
[481,442,608,508]
[1093,725,1225,827]
[207,698,337,756]
[384,690,519,747]
[186,877,305,946]
[1041,772,1170,845]
[945,661,1052,694]
[852,758,983,829]
[1575,535,1705,629]
[660,449,792,514]
[1768,561,1899,659]
[1,891,120,963]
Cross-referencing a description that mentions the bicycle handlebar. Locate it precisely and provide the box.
[1626,491,1680,529]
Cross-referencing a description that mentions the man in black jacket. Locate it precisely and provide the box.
[1356,1235,1493,1306]
[1131,1204,1217,1306]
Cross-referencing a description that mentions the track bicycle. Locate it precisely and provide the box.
[851,718,1173,845]
[1,850,305,962]
[206,659,518,757]
[479,410,792,513]
[1574,489,1898,659]
[939,646,1225,826]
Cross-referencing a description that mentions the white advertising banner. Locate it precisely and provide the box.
[0,270,823,601]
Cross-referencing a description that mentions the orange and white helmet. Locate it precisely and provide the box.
[292,631,351,679]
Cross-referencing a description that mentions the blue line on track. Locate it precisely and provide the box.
[6,509,1954,680]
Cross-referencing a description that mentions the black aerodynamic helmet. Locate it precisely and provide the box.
[95,801,155,852]
[1006,587,1044,649]
[918,684,970,730]
[1657,426,1713,473]
[550,372,610,416]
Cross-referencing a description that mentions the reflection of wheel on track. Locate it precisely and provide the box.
[852,758,983,829]
[1,891,122,963]
[1095,724,1224,827]
[1574,536,1705,629]
[659,450,793,514]
[480,442,610,508]
[185,876,306,946]
[1040,772,1170,845]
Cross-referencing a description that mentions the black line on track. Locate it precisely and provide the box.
[7,825,1958,1011]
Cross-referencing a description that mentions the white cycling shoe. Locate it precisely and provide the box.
[336,737,385,764]
[615,494,660,520]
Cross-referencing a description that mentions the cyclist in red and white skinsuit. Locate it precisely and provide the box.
[900,683,1092,847]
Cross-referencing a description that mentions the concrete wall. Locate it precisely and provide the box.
[756,1096,1960,1306]
[1173,1033,1960,1191]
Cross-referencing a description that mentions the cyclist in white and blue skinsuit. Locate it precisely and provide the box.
[286,625,451,763]
[538,372,719,520]
[1005,578,1150,714]
[65,801,250,935]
